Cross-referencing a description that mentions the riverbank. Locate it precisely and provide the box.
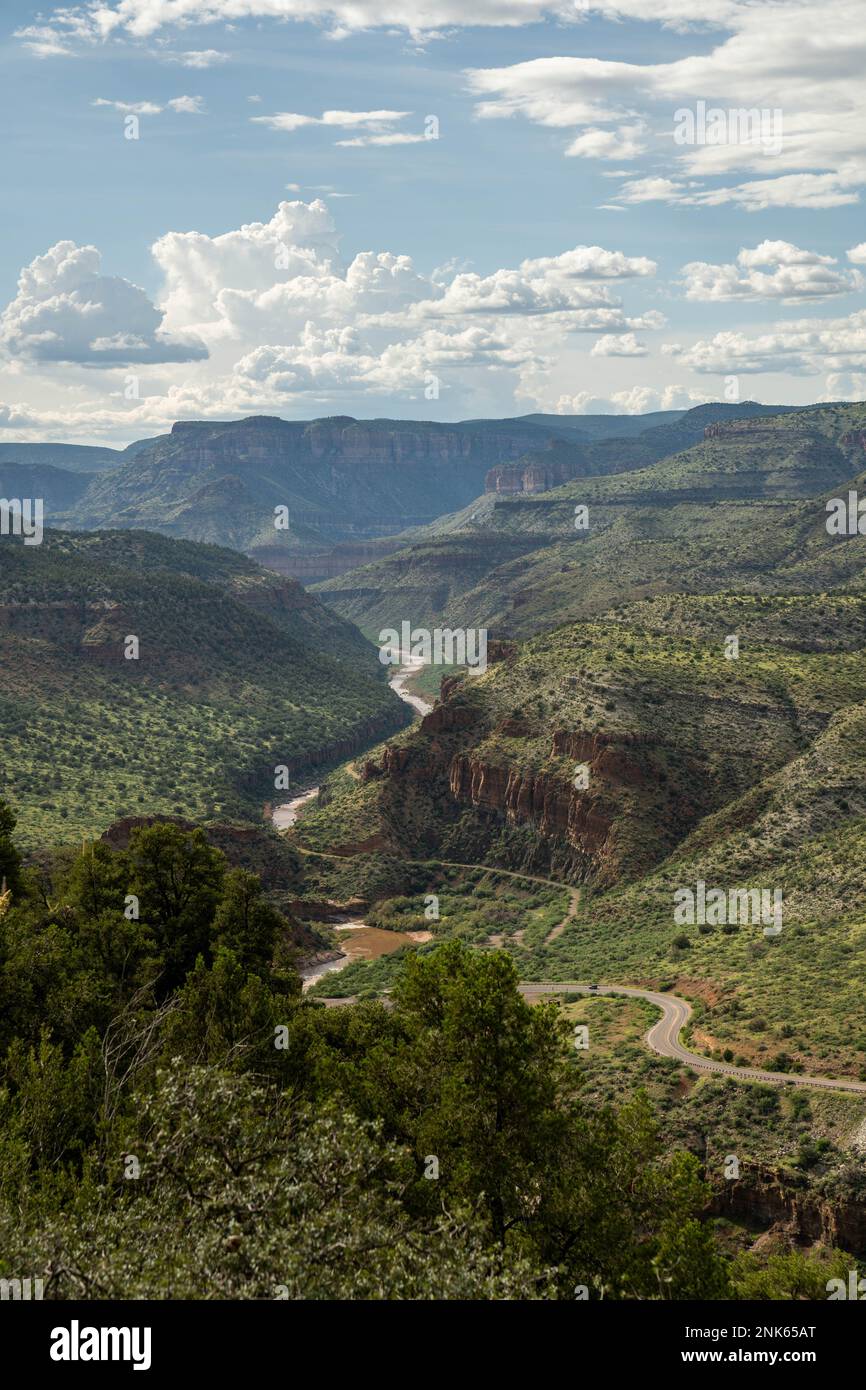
[272,653,433,988]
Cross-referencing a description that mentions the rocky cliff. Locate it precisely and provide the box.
[68,414,552,559]
[711,1162,866,1258]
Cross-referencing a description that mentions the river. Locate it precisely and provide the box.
[271,652,434,989]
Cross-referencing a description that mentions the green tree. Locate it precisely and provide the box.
[127,824,225,989]
[62,841,129,920]
[160,948,279,1069]
[0,1062,545,1300]
[0,798,23,899]
[3,1027,102,1171]
[211,867,297,987]
[388,941,576,1244]
[732,1248,856,1299]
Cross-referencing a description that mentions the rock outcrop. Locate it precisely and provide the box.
[711,1162,866,1257]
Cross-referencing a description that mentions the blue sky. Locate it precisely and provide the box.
[1,0,865,443]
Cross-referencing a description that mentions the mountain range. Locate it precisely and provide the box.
[1,403,800,585]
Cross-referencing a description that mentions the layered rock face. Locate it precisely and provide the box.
[364,687,683,885]
[70,415,551,556]
[448,756,613,853]
[711,1162,866,1258]
[443,727,665,884]
[485,457,584,495]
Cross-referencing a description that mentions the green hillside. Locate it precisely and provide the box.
[0,530,408,847]
[287,589,866,1084]
[314,402,866,635]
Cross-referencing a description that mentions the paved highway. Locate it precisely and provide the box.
[520,983,866,1094]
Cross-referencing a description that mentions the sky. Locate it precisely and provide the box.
[1,0,865,444]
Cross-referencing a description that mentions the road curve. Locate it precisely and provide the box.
[520,983,866,1095]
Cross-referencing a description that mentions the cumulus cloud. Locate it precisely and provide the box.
[0,202,658,438]
[566,124,647,159]
[0,241,208,366]
[667,312,866,375]
[232,323,534,398]
[167,95,205,113]
[822,371,866,401]
[0,403,42,428]
[590,332,648,356]
[151,201,661,348]
[0,199,664,430]
[617,177,689,203]
[681,241,864,303]
[556,383,715,414]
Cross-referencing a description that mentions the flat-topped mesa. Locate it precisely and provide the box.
[170,414,309,432]
[163,415,544,468]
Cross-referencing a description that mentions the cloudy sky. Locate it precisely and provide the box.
[2,0,865,443]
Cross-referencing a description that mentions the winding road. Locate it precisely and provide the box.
[276,660,866,1096]
[521,982,866,1095]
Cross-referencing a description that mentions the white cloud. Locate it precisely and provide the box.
[161,50,229,68]
[28,0,866,211]
[466,2,866,210]
[232,322,534,398]
[0,241,208,366]
[617,177,688,203]
[14,25,75,58]
[0,199,666,434]
[252,109,411,134]
[92,97,162,115]
[681,241,863,303]
[16,0,767,60]
[590,332,648,356]
[678,171,863,212]
[167,95,205,114]
[336,132,427,147]
[0,403,41,428]
[668,311,866,375]
[520,246,656,280]
[848,244,866,265]
[92,95,204,115]
[151,201,660,346]
[822,371,866,400]
[566,124,647,159]
[556,383,714,414]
